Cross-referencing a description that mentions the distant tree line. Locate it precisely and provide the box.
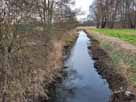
[79,20,96,26]
[89,0,136,28]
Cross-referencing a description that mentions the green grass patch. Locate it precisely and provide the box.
[94,29,136,45]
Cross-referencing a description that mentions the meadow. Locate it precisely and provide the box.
[94,29,136,45]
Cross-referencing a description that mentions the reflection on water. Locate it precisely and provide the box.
[55,31,112,102]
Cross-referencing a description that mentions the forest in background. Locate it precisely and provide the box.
[89,0,136,28]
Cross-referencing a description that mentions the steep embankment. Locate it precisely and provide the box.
[46,30,78,102]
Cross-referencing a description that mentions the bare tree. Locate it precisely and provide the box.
[89,0,136,28]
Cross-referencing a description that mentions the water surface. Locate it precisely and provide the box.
[55,31,111,102]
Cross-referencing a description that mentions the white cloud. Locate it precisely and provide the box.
[74,0,94,20]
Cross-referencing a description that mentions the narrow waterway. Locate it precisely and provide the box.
[55,31,112,102]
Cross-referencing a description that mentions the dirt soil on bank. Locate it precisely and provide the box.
[84,30,136,102]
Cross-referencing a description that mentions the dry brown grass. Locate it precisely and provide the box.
[0,27,78,102]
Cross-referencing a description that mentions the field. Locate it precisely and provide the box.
[94,29,136,45]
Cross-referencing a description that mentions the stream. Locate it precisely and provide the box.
[55,31,112,102]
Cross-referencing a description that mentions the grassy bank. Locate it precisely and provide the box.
[0,23,77,102]
[81,27,136,93]
[46,29,77,101]
[93,29,136,45]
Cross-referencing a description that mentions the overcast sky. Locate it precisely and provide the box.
[74,0,94,20]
